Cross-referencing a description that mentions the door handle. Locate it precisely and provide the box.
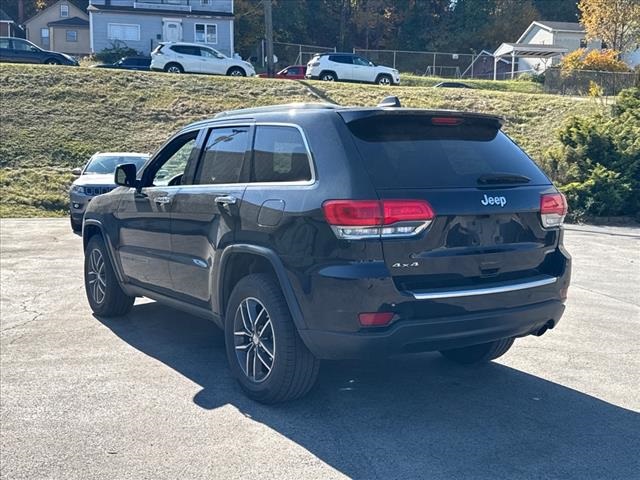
[214,195,237,205]
[155,196,172,205]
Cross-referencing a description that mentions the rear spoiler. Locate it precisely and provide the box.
[338,108,505,128]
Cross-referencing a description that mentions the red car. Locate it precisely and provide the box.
[258,65,307,79]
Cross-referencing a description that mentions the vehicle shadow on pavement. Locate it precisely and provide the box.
[96,302,640,479]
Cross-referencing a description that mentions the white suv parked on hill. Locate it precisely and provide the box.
[151,42,255,77]
[306,52,400,85]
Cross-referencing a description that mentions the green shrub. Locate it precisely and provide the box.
[542,87,639,219]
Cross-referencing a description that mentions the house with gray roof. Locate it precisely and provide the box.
[515,20,639,73]
[87,0,234,56]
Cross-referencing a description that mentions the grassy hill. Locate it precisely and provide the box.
[0,64,606,217]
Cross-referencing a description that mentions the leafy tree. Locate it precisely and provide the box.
[560,48,631,72]
[578,0,640,53]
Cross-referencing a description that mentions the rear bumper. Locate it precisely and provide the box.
[299,299,565,360]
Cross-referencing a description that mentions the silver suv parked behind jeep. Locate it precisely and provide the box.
[69,152,149,232]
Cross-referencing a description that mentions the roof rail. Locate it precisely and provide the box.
[213,102,338,119]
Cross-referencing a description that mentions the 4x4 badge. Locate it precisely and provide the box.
[392,262,420,268]
[481,194,507,207]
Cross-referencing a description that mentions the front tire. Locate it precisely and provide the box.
[44,58,61,65]
[440,338,515,365]
[224,274,320,404]
[84,235,134,317]
[227,66,246,77]
[164,62,184,74]
[376,74,392,86]
[70,216,82,233]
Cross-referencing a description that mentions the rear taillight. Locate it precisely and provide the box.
[540,193,568,228]
[322,199,435,239]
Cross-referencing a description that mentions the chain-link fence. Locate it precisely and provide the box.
[254,41,336,70]
[544,68,640,95]
[354,48,491,78]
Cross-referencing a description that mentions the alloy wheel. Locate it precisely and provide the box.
[233,297,275,383]
[87,248,106,304]
[379,76,391,85]
[167,66,181,73]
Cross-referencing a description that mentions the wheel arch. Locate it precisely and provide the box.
[319,70,338,80]
[83,219,126,284]
[217,244,307,331]
[226,65,246,76]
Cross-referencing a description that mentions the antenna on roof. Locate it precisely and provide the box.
[378,96,401,108]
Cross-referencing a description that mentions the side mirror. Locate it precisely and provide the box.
[115,163,137,188]
[71,167,82,176]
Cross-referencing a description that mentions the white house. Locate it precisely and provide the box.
[513,21,640,73]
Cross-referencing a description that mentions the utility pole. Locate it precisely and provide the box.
[264,0,274,76]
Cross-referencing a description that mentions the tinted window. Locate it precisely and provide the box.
[0,39,10,49]
[13,40,35,52]
[85,155,148,174]
[348,115,550,188]
[353,56,371,66]
[195,127,249,184]
[328,55,352,64]
[252,126,312,183]
[171,45,200,56]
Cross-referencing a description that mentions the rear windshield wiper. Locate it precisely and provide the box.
[477,173,531,185]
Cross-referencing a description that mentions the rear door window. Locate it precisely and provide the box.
[346,115,550,189]
[171,45,200,56]
[250,126,312,183]
[194,127,250,184]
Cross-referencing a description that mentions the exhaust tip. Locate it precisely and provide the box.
[534,320,555,337]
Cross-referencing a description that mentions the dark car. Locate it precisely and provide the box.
[258,65,306,79]
[92,56,151,71]
[0,36,78,65]
[433,81,473,88]
[81,98,571,404]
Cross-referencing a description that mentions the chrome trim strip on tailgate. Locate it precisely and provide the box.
[410,276,557,300]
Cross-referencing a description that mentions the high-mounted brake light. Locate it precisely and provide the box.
[323,199,435,239]
[431,117,463,126]
[540,193,568,228]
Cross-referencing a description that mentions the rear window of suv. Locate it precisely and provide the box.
[347,115,550,189]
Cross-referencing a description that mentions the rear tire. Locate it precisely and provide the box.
[319,71,337,81]
[227,66,246,77]
[439,338,515,365]
[84,235,134,317]
[224,274,320,404]
[164,62,183,73]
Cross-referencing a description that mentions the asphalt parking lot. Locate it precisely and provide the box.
[1,218,639,479]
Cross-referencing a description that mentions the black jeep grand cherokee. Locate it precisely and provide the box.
[82,99,571,403]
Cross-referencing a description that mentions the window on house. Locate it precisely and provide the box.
[41,28,50,48]
[601,40,608,49]
[580,38,587,48]
[66,30,77,42]
[60,4,69,18]
[194,23,217,44]
[108,23,141,41]
[201,0,211,5]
